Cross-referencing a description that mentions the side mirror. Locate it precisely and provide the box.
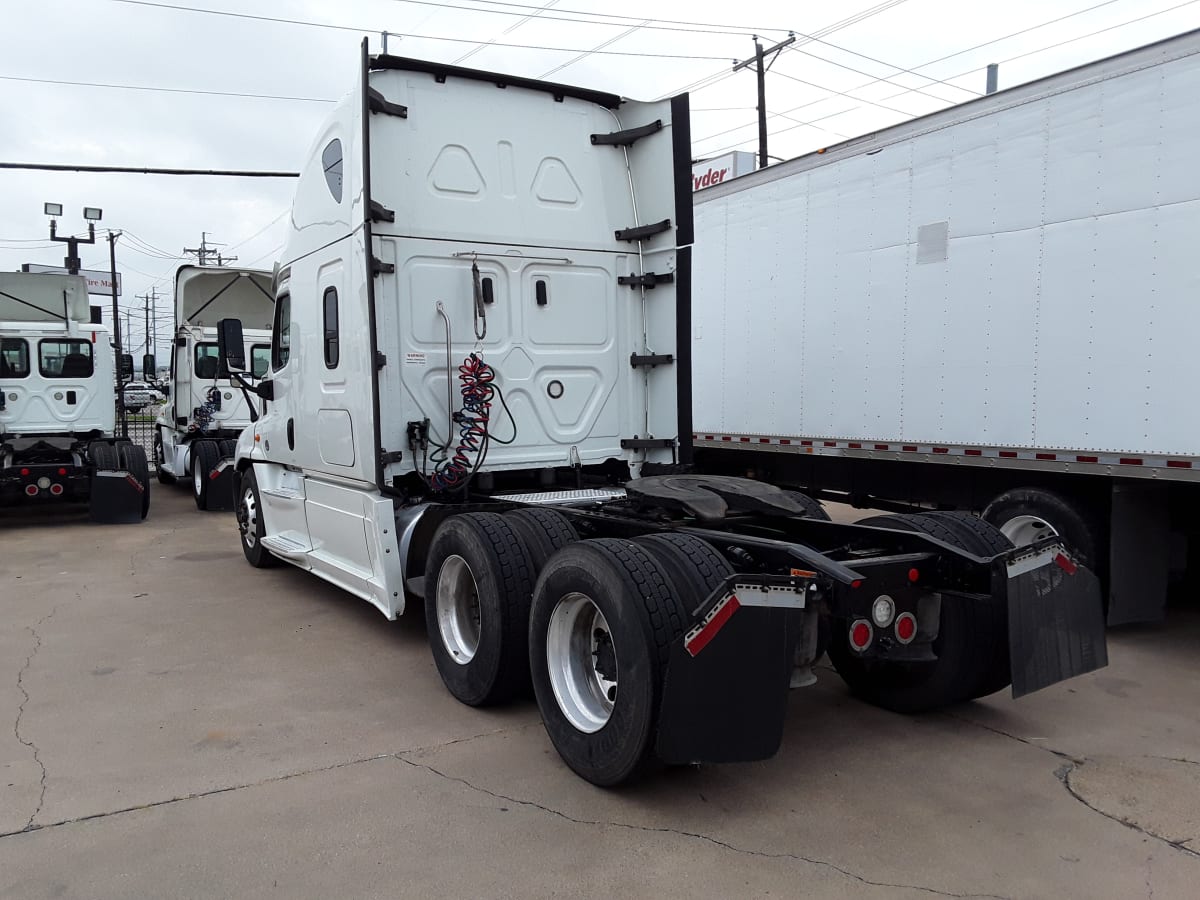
[256,379,274,401]
[142,354,156,380]
[217,318,246,372]
[163,384,171,398]
[119,354,134,380]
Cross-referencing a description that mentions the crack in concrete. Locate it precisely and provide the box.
[940,710,1081,763]
[396,756,1009,900]
[0,723,523,841]
[1055,763,1200,861]
[12,607,58,833]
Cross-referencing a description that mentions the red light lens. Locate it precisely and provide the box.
[849,620,872,650]
[850,579,862,589]
[20,468,30,476]
[58,467,67,476]
[908,568,920,583]
[50,484,64,496]
[895,613,917,643]
[24,484,38,496]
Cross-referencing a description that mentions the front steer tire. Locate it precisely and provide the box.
[424,513,536,707]
[236,468,278,568]
[530,539,687,787]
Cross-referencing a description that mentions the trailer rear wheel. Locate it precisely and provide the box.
[504,508,578,573]
[530,539,685,786]
[425,513,535,707]
[781,490,831,521]
[153,431,176,484]
[237,468,277,568]
[983,488,1101,571]
[192,440,221,510]
[635,533,733,616]
[118,443,151,520]
[827,513,1006,713]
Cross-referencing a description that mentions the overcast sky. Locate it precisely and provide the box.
[3,0,1198,362]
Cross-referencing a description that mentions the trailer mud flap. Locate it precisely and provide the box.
[89,471,145,524]
[655,579,805,765]
[1004,545,1107,698]
[205,461,237,511]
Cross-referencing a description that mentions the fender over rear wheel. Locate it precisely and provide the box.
[424,513,536,706]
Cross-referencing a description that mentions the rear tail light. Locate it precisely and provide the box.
[20,468,30,476]
[895,612,917,644]
[848,619,873,652]
[58,467,68,476]
[49,483,64,496]
[24,484,38,496]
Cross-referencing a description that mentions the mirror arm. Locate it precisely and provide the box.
[231,372,260,423]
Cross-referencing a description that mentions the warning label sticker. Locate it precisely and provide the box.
[404,352,427,366]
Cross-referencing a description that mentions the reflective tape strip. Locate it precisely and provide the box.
[1007,545,1069,579]
[684,593,739,657]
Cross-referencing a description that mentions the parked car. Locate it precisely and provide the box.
[121,381,162,410]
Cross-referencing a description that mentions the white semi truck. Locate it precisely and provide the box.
[692,28,1200,626]
[154,265,273,510]
[216,43,1106,786]
[0,271,150,521]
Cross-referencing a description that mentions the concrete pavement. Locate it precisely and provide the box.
[2,488,1198,898]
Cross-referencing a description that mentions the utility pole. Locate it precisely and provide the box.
[183,231,236,267]
[108,230,127,437]
[733,32,796,169]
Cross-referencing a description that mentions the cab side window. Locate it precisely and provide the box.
[251,345,271,378]
[0,338,29,378]
[272,293,291,370]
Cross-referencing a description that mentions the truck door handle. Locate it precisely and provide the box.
[287,418,294,450]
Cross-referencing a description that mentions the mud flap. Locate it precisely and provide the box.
[89,471,146,524]
[1004,544,1107,698]
[655,578,806,765]
[205,461,237,511]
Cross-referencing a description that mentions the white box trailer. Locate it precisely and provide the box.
[215,42,1107,785]
[691,29,1200,624]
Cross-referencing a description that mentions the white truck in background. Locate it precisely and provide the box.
[0,271,150,521]
[154,265,273,510]
[212,42,1106,786]
[692,28,1200,626]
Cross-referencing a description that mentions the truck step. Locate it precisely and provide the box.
[498,488,626,505]
[260,533,312,557]
[260,486,305,501]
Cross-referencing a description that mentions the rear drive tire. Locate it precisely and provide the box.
[781,489,831,521]
[192,440,221,510]
[424,513,536,706]
[827,513,1006,712]
[634,532,733,617]
[530,539,686,786]
[983,487,1101,571]
[89,441,119,470]
[118,443,151,520]
[237,468,277,568]
[504,508,578,573]
[154,431,176,484]
[219,439,237,459]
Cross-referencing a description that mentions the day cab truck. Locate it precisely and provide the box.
[215,42,1106,786]
[154,265,273,510]
[0,271,150,521]
[692,28,1200,626]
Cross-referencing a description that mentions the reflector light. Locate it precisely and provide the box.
[25,485,38,496]
[49,484,64,496]
[895,612,917,644]
[908,568,920,583]
[849,619,873,651]
[871,595,895,627]
[58,467,67,476]
[20,468,30,476]
[850,579,862,589]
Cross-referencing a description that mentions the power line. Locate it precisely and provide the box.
[539,19,650,78]
[452,0,561,65]
[0,162,299,177]
[108,0,731,61]
[0,73,335,103]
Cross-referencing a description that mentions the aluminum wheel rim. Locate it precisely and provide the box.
[436,555,481,665]
[546,593,617,734]
[239,486,258,549]
[999,514,1059,547]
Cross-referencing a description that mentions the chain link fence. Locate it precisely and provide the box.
[118,399,162,471]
